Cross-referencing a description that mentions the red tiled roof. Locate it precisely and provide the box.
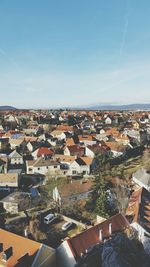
[126,187,150,232]
[66,145,85,156]
[37,147,54,157]
[67,213,129,258]
[56,125,74,132]
[126,188,142,222]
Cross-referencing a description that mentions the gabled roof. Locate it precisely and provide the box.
[133,168,150,188]
[9,138,24,147]
[9,150,22,159]
[104,141,125,152]
[54,154,76,163]
[66,213,129,258]
[65,145,85,156]
[0,229,54,267]
[36,147,54,157]
[27,157,60,168]
[75,158,87,166]
[0,191,30,204]
[58,180,93,198]
[66,138,75,146]
[80,156,93,165]
[26,159,36,167]
[0,173,18,185]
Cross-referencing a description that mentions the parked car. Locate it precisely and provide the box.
[44,213,56,224]
[62,221,73,231]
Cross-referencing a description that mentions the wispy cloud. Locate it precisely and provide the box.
[119,1,131,56]
[0,60,150,108]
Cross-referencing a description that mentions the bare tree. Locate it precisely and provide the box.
[29,217,40,241]
[111,184,130,213]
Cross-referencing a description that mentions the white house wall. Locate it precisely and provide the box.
[64,147,70,156]
[85,147,95,158]
[27,165,61,175]
[57,241,76,267]
[10,157,23,165]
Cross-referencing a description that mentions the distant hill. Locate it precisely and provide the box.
[0,106,17,111]
[86,103,150,110]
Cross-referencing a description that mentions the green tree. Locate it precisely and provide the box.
[87,153,109,218]
[94,173,109,218]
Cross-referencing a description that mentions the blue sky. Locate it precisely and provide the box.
[0,0,150,108]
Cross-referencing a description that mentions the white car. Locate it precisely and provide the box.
[44,213,56,224]
[62,222,73,231]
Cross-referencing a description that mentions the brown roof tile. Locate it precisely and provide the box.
[0,229,41,267]
[67,213,129,258]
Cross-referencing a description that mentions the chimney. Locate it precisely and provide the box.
[99,229,103,241]
[0,243,3,252]
[24,228,28,237]
[109,223,112,235]
[2,247,13,261]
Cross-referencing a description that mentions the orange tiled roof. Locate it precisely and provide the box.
[80,156,93,165]
[66,138,75,146]
[78,135,96,142]
[0,229,41,267]
[104,141,125,152]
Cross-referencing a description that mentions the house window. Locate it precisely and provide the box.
[54,166,57,168]
[29,168,32,171]
[72,171,76,174]
[38,167,40,170]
